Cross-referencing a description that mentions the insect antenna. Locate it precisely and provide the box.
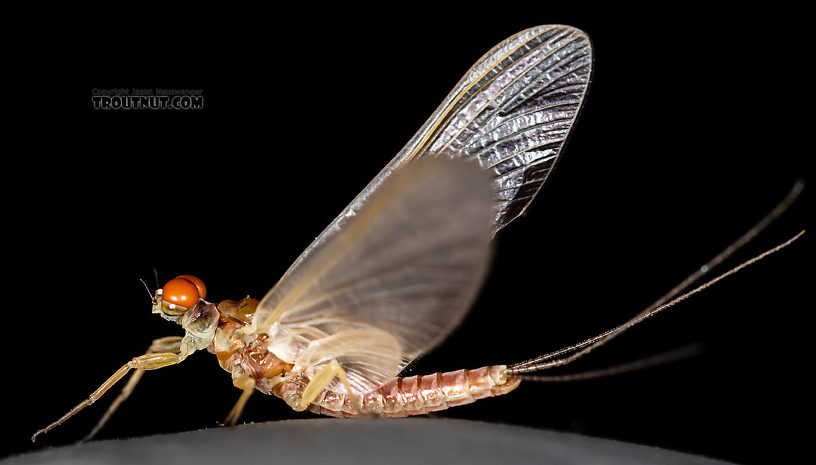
[139,278,154,300]
[507,180,805,376]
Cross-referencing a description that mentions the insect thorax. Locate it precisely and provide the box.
[211,297,292,395]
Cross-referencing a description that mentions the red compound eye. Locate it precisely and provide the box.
[174,274,207,300]
[161,275,207,311]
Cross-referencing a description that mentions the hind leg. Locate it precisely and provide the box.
[294,359,359,412]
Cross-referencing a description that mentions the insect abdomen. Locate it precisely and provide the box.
[298,366,520,418]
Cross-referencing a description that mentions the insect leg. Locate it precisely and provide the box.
[224,374,255,425]
[82,336,183,441]
[32,346,186,442]
[296,359,360,412]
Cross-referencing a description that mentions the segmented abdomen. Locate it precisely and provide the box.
[280,365,520,418]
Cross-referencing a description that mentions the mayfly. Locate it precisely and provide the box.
[33,25,803,442]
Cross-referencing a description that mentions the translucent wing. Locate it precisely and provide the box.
[283,25,591,279]
[420,25,592,228]
[257,158,494,394]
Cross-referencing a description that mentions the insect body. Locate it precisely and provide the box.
[213,300,521,419]
[211,298,520,419]
[32,25,802,442]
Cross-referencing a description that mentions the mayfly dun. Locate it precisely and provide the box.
[32,25,803,442]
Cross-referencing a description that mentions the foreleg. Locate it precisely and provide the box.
[32,336,185,442]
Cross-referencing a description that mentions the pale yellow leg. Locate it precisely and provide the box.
[295,359,360,413]
[32,344,185,442]
[80,336,183,442]
[224,374,255,425]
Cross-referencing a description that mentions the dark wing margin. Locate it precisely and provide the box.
[278,25,591,279]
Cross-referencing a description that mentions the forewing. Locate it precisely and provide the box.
[257,158,494,394]
[282,26,591,280]
[423,25,592,228]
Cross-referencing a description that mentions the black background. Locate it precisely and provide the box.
[6,6,811,464]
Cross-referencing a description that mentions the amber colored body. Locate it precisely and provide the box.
[211,297,520,417]
[284,366,520,418]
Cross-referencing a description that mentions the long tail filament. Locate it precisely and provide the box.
[507,180,804,377]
